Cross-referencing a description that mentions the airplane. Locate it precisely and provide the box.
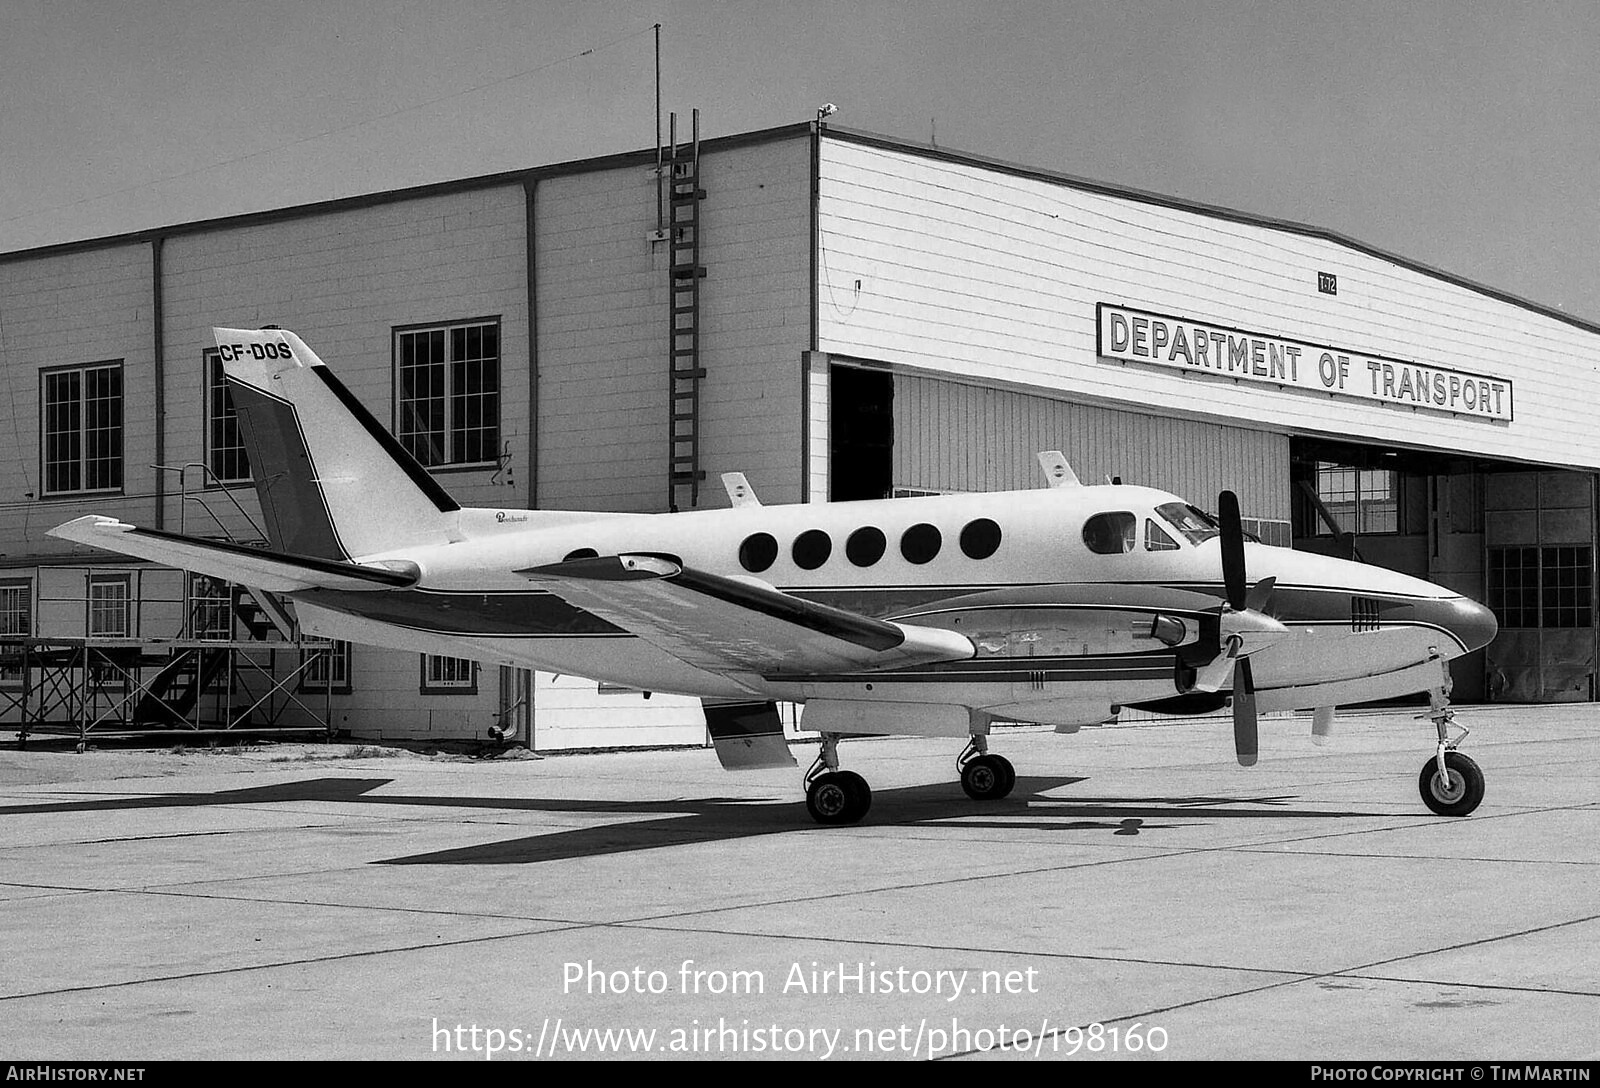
[49,327,1500,826]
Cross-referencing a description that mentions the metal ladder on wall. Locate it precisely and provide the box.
[666,109,706,511]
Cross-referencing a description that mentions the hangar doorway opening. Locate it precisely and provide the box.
[1290,439,1598,704]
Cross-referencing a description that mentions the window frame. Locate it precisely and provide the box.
[203,349,252,485]
[420,654,478,695]
[392,317,502,471]
[0,578,34,690]
[1487,545,1594,630]
[1313,462,1399,536]
[86,573,131,639]
[298,639,353,695]
[40,360,124,498]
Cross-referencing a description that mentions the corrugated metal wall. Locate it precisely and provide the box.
[891,371,1290,520]
[819,137,1600,473]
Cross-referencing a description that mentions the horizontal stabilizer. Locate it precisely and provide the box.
[48,516,419,593]
[519,554,973,680]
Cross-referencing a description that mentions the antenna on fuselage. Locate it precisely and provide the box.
[1036,451,1080,489]
[721,472,761,508]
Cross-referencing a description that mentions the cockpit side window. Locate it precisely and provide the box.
[1156,501,1221,545]
[1083,511,1137,555]
[1145,519,1180,551]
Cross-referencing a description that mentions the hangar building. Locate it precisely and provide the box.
[1,120,1596,748]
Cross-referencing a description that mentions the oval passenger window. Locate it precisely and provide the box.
[900,523,942,564]
[792,529,832,570]
[959,518,1002,560]
[739,532,779,573]
[845,526,887,567]
[1083,512,1138,555]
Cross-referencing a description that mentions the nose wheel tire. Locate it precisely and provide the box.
[960,754,1016,800]
[1419,750,1484,817]
[806,770,872,824]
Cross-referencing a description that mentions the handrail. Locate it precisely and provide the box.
[150,462,267,544]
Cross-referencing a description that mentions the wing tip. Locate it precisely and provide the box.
[46,514,132,543]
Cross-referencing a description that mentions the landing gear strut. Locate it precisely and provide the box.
[1417,667,1484,817]
[957,735,1015,801]
[803,733,872,825]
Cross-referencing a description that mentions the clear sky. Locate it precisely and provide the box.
[4,0,1598,320]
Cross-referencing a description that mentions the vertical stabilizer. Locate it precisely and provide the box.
[213,327,460,560]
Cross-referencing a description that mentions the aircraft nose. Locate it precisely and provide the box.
[1434,595,1498,653]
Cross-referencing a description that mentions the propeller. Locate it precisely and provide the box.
[1191,491,1288,767]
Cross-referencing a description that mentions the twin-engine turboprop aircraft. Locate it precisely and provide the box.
[50,328,1499,825]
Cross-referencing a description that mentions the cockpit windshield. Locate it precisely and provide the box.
[1155,502,1221,545]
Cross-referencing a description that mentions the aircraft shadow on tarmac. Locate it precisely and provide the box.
[0,776,1379,865]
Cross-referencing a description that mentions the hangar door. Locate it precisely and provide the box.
[887,372,1290,523]
[1484,471,1598,702]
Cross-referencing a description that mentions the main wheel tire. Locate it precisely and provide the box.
[1418,750,1484,816]
[991,754,1016,799]
[806,772,870,825]
[961,754,1010,801]
[833,770,872,820]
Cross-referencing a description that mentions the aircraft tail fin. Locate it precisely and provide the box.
[213,327,460,560]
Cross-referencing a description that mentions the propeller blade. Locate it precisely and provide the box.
[1232,657,1259,767]
[1191,635,1241,693]
[1218,490,1247,611]
[1244,575,1276,614]
[1310,705,1335,747]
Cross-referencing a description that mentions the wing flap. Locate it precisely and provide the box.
[518,554,973,677]
[48,516,418,593]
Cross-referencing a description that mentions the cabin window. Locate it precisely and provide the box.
[1083,512,1137,555]
[739,533,779,573]
[1156,502,1221,545]
[959,519,1002,560]
[792,530,832,571]
[562,548,599,561]
[845,526,887,567]
[900,523,942,565]
[1145,520,1180,552]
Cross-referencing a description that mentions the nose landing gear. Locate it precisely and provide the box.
[1417,667,1484,817]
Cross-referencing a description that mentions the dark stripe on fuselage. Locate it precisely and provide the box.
[779,651,1178,685]
[227,378,348,560]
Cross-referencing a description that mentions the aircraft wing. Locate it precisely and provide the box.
[518,554,974,681]
[48,516,419,593]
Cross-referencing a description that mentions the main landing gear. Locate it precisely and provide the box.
[800,732,1021,825]
[804,734,872,825]
[957,735,1015,801]
[1417,674,1484,817]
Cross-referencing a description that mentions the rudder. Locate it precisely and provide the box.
[213,327,460,560]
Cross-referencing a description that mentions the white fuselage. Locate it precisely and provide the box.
[292,484,1496,729]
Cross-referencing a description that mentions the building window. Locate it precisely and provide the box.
[1488,546,1592,629]
[420,654,477,694]
[299,640,352,694]
[1314,463,1397,535]
[205,350,251,484]
[394,319,500,467]
[42,362,123,496]
[87,575,130,638]
[0,580,32,689]
[189,575,234,641]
